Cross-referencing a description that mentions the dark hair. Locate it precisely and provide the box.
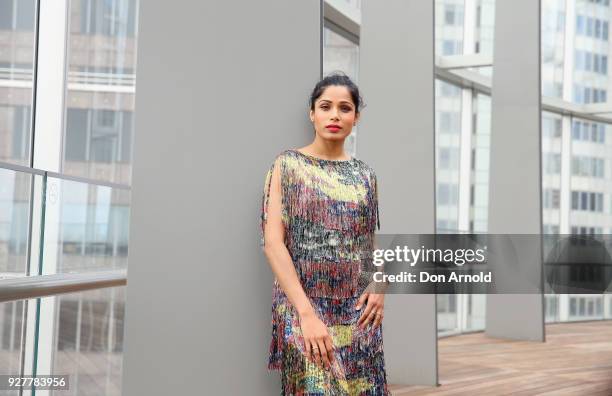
[309,71,365,114]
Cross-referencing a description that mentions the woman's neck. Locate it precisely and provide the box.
[299,142,348,161]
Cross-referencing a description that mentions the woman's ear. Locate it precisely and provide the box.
[309,109,314,123]
[354,112,360,125]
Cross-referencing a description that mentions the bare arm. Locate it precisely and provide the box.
[357,235,388,330]
[263,159,315,318]
[262,159,335,368]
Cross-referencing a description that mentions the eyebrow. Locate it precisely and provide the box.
[318,100,354,106]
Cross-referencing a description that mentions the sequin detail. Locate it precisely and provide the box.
[260,149,389,395]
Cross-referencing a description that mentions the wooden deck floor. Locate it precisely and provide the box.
[389,321,612,396]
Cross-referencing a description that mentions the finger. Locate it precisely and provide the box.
[373,311,383,328]
[324,337,335,365]
[355,292,369,311]
[361,309,377,329]
[312,343,322,367]
[317,339,330,368]
[304,339,313,363]
[358,301,374,327]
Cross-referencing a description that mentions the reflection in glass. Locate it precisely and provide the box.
[323,22,359,157]
[436,80,462,233]
[0,0,36,166]
[52,286,125,396]
[63,0,139,185]
[44,177,130,274]
[571,0,610,105]
[436,0,465,56]
[542,111,563,234]
[542,0,566,98]
[475,0,495,56]
[471,94,491,233]
[568,116,610,233]
[0,299,25,396]
[541,0,612,324]
[323,23,358,82]
[436,0,496,56]
[437,294,457,333]
[435,0,494,333]
[0,168,35,276]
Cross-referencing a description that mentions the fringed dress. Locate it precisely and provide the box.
[260,148,390,396]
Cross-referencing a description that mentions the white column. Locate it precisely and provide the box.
[559,0,575,234]
[23,2,70,394]
[458,89,474,231]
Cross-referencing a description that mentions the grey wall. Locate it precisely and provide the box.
[123,1,320,395]
[359,0,438,386]
[486,0,545,341]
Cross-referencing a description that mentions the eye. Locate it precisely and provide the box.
[341,107,352,112]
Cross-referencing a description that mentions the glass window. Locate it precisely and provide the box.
[545,153,561,173]
[596,192,604,211]
[79,0,138,37]
[437,183,458,206]
[577,15,585,34]
[586,51,593,70]
[575,50,584,70]
[63,0,139,185]
[573,84,583,102]
[585,87,592,103]
[444,6,456,25]
[323,22,359,83]
[52,287,126,394]
[442,39,456,55]
[570,298,577,315]
[322,21,359,157]
[572,120,581,139]
[0,0,36,166]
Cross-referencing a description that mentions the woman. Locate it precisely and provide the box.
[261,72,390,395]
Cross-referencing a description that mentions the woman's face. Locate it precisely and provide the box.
[309,85,360,141]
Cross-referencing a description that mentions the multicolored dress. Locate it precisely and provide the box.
[260,148,390,395]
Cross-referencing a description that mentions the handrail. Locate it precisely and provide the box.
[0,160,131,190]
[0,270,127,303]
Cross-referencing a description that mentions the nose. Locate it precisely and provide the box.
[330,107,340,120]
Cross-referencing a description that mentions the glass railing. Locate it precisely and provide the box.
[435,229,487,336]
[44,176,130,274]
[0,166,40,278]
[0,298,26,395]
[0,162,129,395]
[51,286,125,396]
[435,228,612,336]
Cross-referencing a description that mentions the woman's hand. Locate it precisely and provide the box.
[299,311,335,369]
[356,291,385,329]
